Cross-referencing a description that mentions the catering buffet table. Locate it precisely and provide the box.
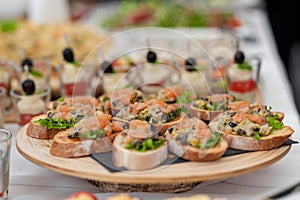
[6,9,300,200]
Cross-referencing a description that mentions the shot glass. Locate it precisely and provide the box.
[57,61,95,97]
[10,86,51,126]
[0,129,12,200]
[0,88,6,129]
[0,58,17,111]
[17,59,52,93]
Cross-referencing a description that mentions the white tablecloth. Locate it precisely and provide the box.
[6,9,300,200]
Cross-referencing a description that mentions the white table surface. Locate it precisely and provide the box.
[5,8,300,200]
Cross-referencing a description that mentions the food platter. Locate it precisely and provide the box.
[16,124,291,192]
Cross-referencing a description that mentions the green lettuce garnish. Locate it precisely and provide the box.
[125,138,165,152]
[35,118,76,129]
[267,114,284,131]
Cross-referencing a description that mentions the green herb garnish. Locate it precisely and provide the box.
[166,107,182,121]
[57,97,65,102]
[238,62,252,70]
[29,69,43,78]
[35,118,76,129]
[176,91,193,104]
[0,20,18,32]
[267,114,284,131]
[125,138,165,152]
[254,131,261,140]
[72,60,81,67]
[199,132,221,149]
[70,129,106,139]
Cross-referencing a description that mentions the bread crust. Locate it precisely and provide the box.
[26,114,64,139]
[112,133,168,171]
[50,130,117,158]
[209,112,294,151]
[165,131,228,162]
[189,104,223,122]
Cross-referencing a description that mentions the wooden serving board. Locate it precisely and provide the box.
[16,124,291,192]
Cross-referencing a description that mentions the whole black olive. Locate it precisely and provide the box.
[185,57,197,71]
[21,58,33,70]
[22,79,35,95]
[234,50,245,64]
[147,51,157,63]
[63,47,74,63]
[228,121,237,128]
[101,61,113,73]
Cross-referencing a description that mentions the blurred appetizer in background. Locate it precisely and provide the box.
[101,0,240,29]
[227,50,261,103]
[0,20,106,62]
[10,78,50,126]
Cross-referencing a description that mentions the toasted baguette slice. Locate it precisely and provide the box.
[26,114,64,139]
[209,112,293,151]
[112,133,168,171]
[50,130,117,158]
[165,131,228,162]
[189,104,223,122]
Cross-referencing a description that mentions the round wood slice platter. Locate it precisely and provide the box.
[16,124,290,192]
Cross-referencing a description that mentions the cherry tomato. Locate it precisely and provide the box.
[228,79,256,93]
[67,191,97,200]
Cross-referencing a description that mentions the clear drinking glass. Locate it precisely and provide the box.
[17,59,52,93]
[0,88,6,129]
[227,57,261,103]
[0,129,12,200]
[57,61,95,97]
[10,86,51,126]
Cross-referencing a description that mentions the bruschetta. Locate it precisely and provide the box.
[99,88,145,116]
[50,111,122,158]
[209,103,294,150]
[112,120,168,171]
[190,94,236,122]
[165,114,227,162]
[114,99,182,133]
[27,96,103,139]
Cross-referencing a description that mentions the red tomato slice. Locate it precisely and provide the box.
[67,191,97,200]
[228,79,257,93]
